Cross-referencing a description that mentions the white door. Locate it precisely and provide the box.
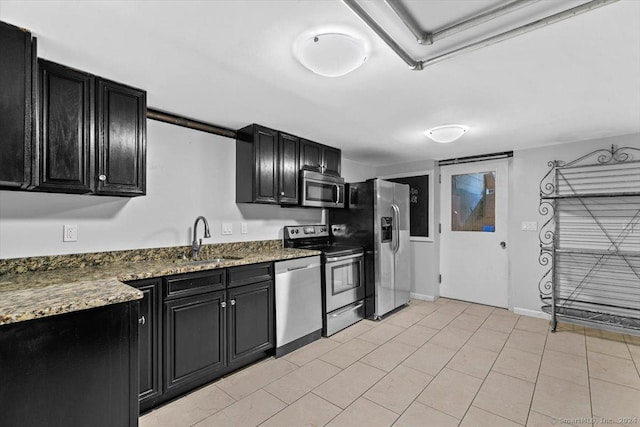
[439,159,509,308]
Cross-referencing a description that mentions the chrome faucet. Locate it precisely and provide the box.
[191,216,211,259]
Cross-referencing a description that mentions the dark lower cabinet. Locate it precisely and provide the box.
[131,278,162,412]
[129,263,275,413]
[228,280,275,366]
[164,290,227,392]
[0,302,139,427]
[0,21,34,189]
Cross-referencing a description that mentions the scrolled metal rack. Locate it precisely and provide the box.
[538,144,640,335]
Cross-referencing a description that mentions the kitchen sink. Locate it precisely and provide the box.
[184,256,244,265]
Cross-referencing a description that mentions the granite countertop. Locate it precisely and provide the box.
[0,246,320,326]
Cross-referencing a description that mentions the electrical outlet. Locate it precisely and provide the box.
[63,224,78,242]
[241,223,248,234]
[221,223,233,235]
[521,221,538,231]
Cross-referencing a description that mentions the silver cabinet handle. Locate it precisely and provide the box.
[98,174,107,181]
[287,264,311,272]
[221,301,227,308]
[138,316,146,325]
[231,299,236,306]
[326,253,363,263]
[280,191,285,196]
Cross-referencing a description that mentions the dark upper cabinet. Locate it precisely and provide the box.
[323,145,341,176]
[96,79,146,196]
[34,59,94,193]
[300,138,322,172]
[130,278,162,412]
[300,138,341,177]
[236,125,310,206]
[227,280,274,367]
[278,132,299,204]
[164,290,226,392]
[11,53,146,196]
[0,21,34,189]
[236,124,279,204]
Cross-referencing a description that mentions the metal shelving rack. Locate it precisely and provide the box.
[539,145,640,335]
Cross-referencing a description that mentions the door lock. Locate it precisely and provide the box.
[500,241,507,249]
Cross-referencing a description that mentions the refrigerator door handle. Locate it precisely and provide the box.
[392,204,400,254]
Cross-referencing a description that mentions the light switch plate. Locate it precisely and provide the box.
[241,223,248,234]
[63,224,78,242]
[222,223,233,235]
[521,221,538,231]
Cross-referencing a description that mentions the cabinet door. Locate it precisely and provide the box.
[227,281,274,366]
[164,291,226,392]
[130,278,162,410]
[0,302,139,427]
[0,22,32,189]
[35,59,94,193]
[253,125,278,203]
[278,132,299,204]
[322,145,341,177]
[299,138,322,173]
[96,78,146,196]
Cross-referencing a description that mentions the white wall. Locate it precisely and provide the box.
[508,133,640,315]
[376,160,440,301]
[0,120,324,259]
[341,157,376,183]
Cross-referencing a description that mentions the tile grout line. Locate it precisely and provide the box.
[519,319,550,427]
[389,304,506,425]
[314,301,456,425]
[450,307,521,424]
[254,306,433,426]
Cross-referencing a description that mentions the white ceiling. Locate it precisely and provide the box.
[1,0,639,165]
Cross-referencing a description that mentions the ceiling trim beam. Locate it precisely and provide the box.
[384,0,540,45]
[147,108,236,139]
[343,0,619,71]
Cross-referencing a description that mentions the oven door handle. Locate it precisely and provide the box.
[325,253,363,263]
[329,302,365,318]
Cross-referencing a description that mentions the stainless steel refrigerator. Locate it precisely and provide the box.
[329,179,411,319]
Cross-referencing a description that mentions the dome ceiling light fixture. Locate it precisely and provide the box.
[425,125,469,143]
[294,32,368,77]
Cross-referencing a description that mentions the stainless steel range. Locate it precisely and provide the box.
[284,225,365,336]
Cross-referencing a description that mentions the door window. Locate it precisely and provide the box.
[330,261,362,295]
[451,172,496,232]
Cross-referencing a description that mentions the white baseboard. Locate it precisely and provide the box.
[513,307,550,320]
[410,292,437,302]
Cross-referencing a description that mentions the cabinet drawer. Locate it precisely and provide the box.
[227,263,273,288]
[165,270,225,299]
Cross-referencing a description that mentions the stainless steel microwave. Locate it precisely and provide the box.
[300,170,345,208]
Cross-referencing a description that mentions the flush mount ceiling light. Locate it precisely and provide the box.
[425,125,469,143]
[294,32,368,77]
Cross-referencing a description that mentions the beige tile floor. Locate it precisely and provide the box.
[140,298,640,427]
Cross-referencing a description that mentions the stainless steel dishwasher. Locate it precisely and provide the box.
[274,255,322,357]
